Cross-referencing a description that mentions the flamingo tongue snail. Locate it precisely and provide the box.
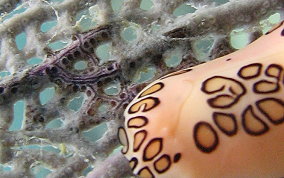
[118,21,284,178]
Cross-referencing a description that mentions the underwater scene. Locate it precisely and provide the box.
[0,0,283,177]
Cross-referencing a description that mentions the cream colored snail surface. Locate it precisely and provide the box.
[118,21,284,178]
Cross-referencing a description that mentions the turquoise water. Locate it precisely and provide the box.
[0,0,282,176]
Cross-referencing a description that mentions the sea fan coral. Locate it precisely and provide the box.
[0,0,283,177]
